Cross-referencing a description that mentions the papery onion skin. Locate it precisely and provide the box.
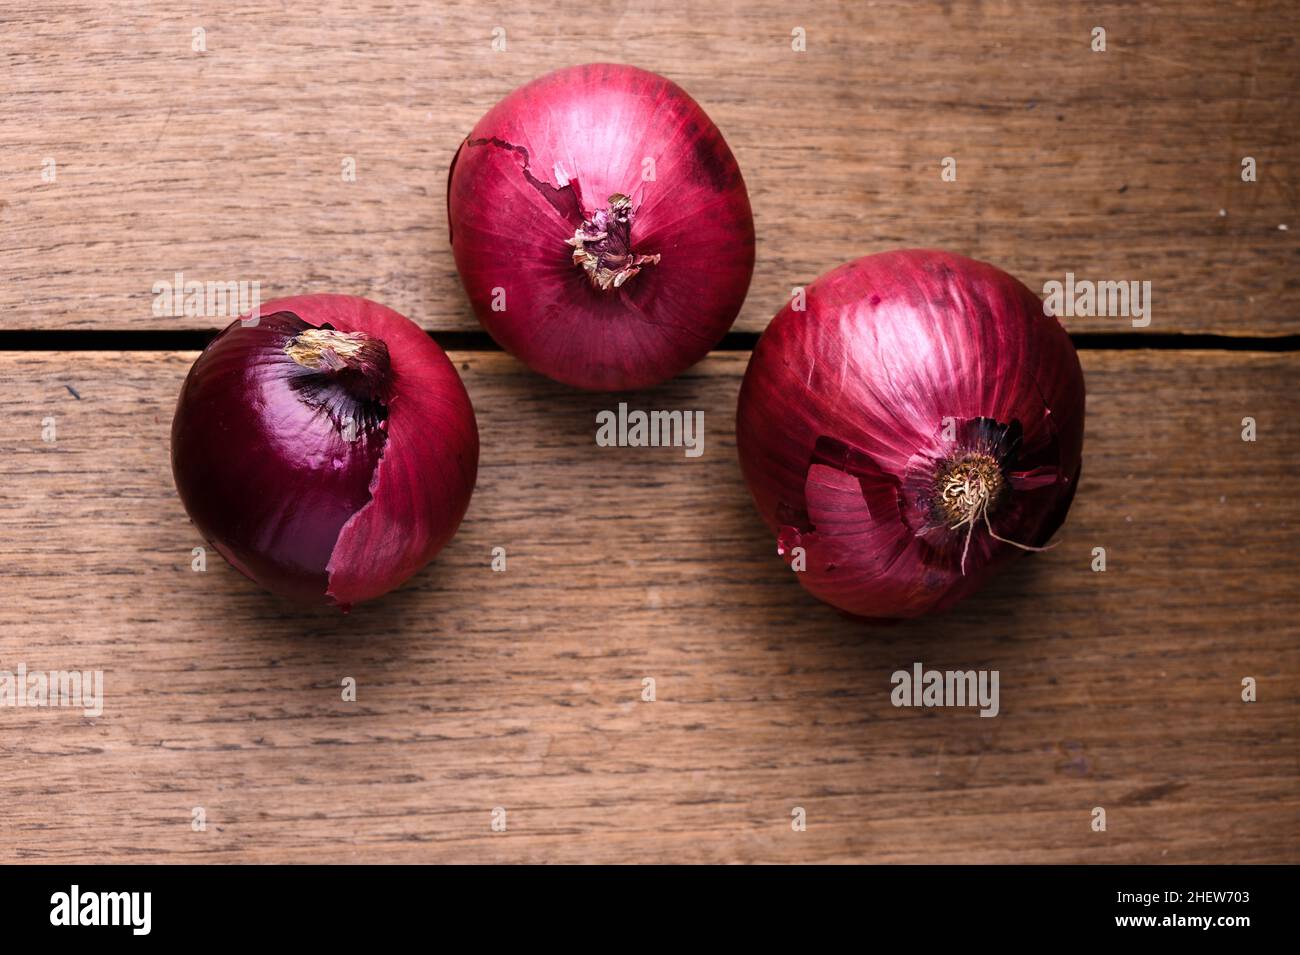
[448,63,755,391]
[171,295,479,610]
[736,250,1085,620]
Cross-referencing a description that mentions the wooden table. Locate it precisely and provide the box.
[1,1,1296,863]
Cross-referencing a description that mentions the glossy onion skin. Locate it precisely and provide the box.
[171,295,479,609]
[736,250,1085,620]
[448,63,756,391]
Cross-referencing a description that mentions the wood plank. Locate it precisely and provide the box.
[0,349,1295,862]
[1,2,1295,336]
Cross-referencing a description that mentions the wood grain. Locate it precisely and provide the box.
[2,1,1296,336]
[0,350,1295,863]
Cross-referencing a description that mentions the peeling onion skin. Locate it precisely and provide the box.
[171,295,479,611]
[448,63,756,391]
[736,250,1085,621]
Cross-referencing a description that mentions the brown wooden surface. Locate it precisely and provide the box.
[1,350,1296,863]
[2,1,1297,336]
[2,0,1296,866]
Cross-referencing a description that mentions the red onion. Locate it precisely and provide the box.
[736,250,1085,620]
[448,63,755,391]
[171,295,479,610]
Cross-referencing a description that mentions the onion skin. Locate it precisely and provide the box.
[736,250,1085,620]
[171,295,479,610]
[448,63,755,391]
